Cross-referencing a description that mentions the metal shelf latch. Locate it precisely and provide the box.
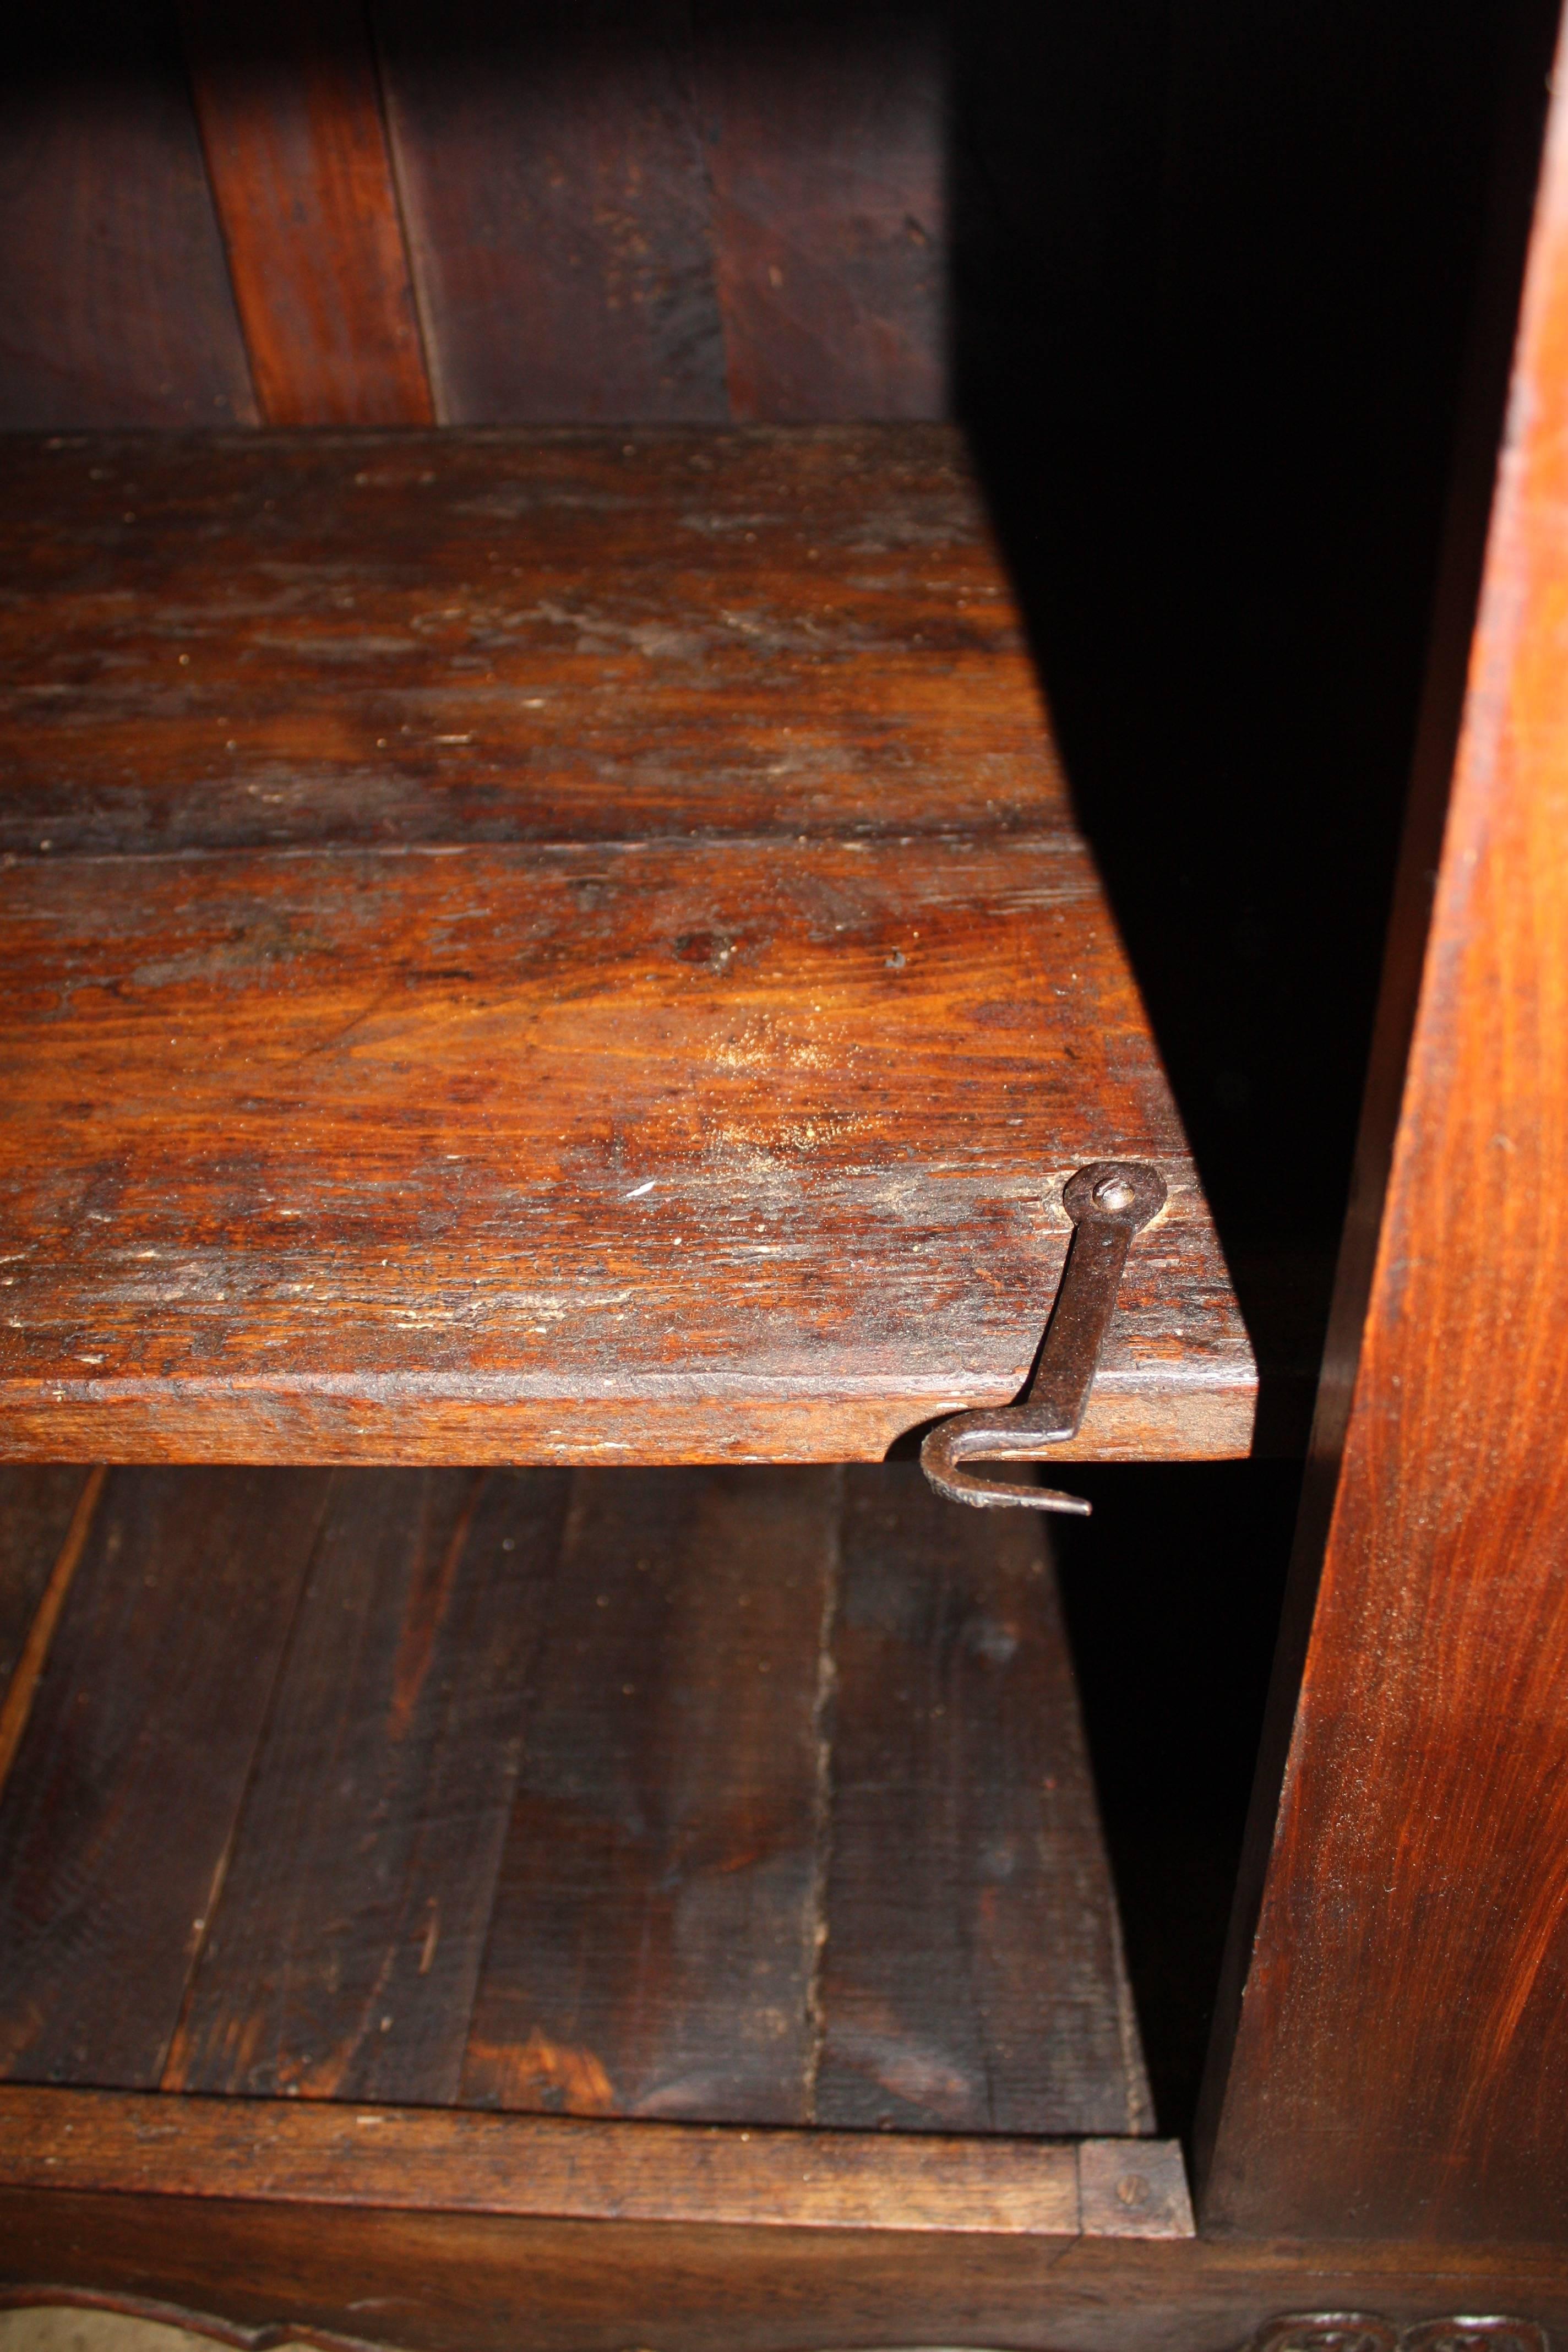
[921,1161,1167,1513]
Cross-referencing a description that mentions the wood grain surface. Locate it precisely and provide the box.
[461,1469,836,2123]
[1202,0,1568,2241]
[372,1,944,423]
[0,1470,330,2087]
[375,0,730,424]
[816,1466,1149,2134]
[164,1469,570,2104]
[695,2,946,421]
[0,2084,1084,2236]
[0,8,256,429]
[179,0,433,426]
[0,428,1250,1466]
[0,427,1062,853]
[0,1467,106,1796]
[5,2188,1567,2352]
[0,1464,1148,2141]
[0,1471,97,1709]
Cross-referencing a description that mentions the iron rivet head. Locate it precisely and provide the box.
[1092,1173,1136,1213]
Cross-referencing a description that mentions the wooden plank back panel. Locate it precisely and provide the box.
[695,2,946,421]
[374,2,944,423]
[164,1469,570,2105]
[178,0,434,426]
[0,1470,330,2088]
[375,0,730,424]
[816,1466,1149,2135]
[0,7,256,428]
[461,1468,837,2123]
[1202,0,1568,2239]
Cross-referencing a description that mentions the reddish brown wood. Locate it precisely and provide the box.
[0,429,1250,1468]
[0,427,1066,856]
[1202,3,1568,2240]
[0,1471,329,2087]
[179,0,433,426]
[695,3,945,420]
[164,1470,569,2104]
[0,12,256,428]
[816,1467,1149,2135]
[374,0,728,424]
[462,1469,836,2124]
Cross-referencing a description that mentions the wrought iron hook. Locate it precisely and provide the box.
[920,1161,1167,1513]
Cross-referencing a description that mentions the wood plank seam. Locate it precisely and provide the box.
[0,1465,106,1799]
[366,7,443,427]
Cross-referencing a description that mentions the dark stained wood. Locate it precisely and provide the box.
[0,1468,105,1795]
[0,1462,1150,2140]
[1076,2137,1193,2238]
[5,2135,1568,2352]
[374,1,728,424]
[695,2,945,421]
[462,1468,836,2124]
[164,1469,570,2104]
[0,1470,330,2088]
[0,2085,1085,2236]
[179,0,434,426]
[1201,2,1568,2242]
[0,1469,97,1711]
[816,1466,1150,2135]
[0,7,256,428]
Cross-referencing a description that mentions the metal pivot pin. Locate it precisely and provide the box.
[920,1161,1167,1513]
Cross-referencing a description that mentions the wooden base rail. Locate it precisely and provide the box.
[0,2086,1189,2241]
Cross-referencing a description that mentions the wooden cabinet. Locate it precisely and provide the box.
[1,3,1567,2344]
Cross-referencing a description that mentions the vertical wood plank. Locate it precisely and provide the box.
[178,0,433,425]
[165,1470,570,2105]
[374,0,728,423]
[0,3,256,428]
[696,1,946,420]
[816,1466,1150,2136]
[0,1470,329,2087]
[1202,0,1568,2240]
[461,1468,838,2123]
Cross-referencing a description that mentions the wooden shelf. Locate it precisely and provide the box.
[0,426,1252,1464]
[0,1461,1150,2138]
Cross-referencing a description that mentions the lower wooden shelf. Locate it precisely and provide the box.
[0,1460,1146,2135]
[0,1458,1196,2326]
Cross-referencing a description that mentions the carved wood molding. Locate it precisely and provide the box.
[1250,2316,1550,2352]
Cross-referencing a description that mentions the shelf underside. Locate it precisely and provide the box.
[0,426,1252,1463]
[0,1460,1150,2140]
